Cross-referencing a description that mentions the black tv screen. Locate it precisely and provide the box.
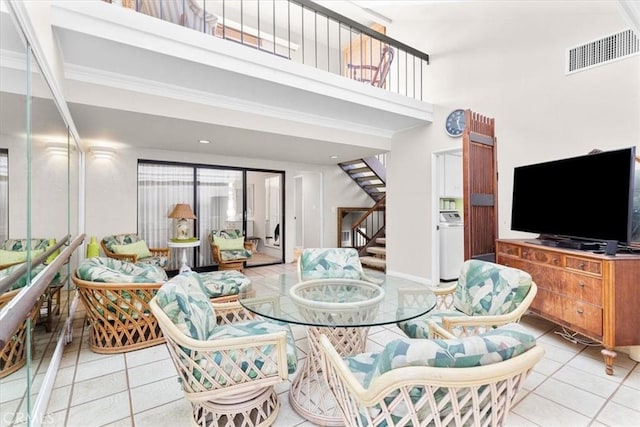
[511,147,636,244]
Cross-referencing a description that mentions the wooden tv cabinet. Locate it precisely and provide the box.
[496,239,640,375]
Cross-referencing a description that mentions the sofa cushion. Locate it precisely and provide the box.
[0,263,48,290]
[199,270,251,298]
[102,234,141,252]
[397,309,469,339]
[77,257,167,283]
[0,249,44,265]
[111,240,152,259]
[1,238,51,252]
[154,272,217,340]
[213,236,245,251]
[454,259,533,316]
[358,323,536,388]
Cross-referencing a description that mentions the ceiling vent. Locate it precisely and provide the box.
[566,29,639,74]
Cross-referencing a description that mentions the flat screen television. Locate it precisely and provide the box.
[511,147,636,246]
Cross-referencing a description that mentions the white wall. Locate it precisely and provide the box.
[84,146,368,262]
[385,1,640,282]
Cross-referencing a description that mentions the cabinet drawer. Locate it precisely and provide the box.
[497,243,521,257]
[564,275,602,306]
[566,256,602,276]
[562,300,603,338]
[520,248,562,267]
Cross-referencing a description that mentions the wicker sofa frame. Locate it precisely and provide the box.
[0,289,43,378]
[100,234,170,265]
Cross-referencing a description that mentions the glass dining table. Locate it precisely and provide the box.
[238,272,437,426]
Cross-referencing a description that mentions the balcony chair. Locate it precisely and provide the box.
[347,46,395,88]
[72,257,169,353]
[297,247,383,284]
[398,259,537,339]
[149,271,297,427]
[209,229,253,271]
[101,233,170,269]
[319,323,544,427]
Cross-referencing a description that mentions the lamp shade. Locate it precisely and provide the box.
[168,203,197,219]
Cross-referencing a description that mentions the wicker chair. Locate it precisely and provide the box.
[297,247,383,284]
[101,233,169,268]
[72,257,169,353]
[149,272,297,427]
[319,323,544,427]
[209,229,253,271]
[0,288,43,378]
[398,259,537,339]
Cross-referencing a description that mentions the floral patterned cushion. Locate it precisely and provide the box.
[398,310,468,339]
[155,272,217,340]
[211,230,252,261]
[77,257,168,283]
[345,323,536,389]
[102,234,168,268]
[210,320,298,375]
[0,263,48,290]
[454,260,533,316]
[0,238,51,252]
[199,270,251,298]
[299,248,364,280]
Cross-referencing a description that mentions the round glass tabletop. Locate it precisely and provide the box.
[238,272,437,328]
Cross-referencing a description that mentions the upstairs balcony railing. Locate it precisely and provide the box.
[108,0,430,101]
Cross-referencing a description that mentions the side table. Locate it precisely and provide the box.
[167,240,200,273]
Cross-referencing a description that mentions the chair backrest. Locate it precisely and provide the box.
[371,46,394,88]
[0,238,51,251]
[453,259,533,316]
[297,248,364,281]
[153,272,216,340]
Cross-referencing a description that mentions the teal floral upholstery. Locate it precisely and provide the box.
[102,233,168,268]
[0,238,56,269]
[154,271,297,378]
[210,230,252,261]
[199,270,251,299]
[298,248,367,281]
[0,263,49,290]
[332,324,538,426]
[454,259,532,316]
[0,238,51,251]
[399,260,534,338]
[77,257,168,284]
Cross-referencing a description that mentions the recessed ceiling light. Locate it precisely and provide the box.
[199,139,211,144]
[330,155,338,159]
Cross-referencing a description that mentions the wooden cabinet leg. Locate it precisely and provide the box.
[601,348,616,375]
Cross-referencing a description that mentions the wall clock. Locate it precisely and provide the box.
[445,109,465,137]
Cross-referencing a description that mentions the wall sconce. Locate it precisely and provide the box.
[90,147,115,159]
[46,142,72,156]
[168,203,197,240]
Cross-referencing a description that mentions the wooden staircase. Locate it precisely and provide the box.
[338,156,387,271]
[360,237,386,271]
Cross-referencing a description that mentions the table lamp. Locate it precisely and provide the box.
[168,203,197,240]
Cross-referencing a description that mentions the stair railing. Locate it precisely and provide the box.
[350,195,385,254]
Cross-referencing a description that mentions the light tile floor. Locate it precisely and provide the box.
[2,263,639,426]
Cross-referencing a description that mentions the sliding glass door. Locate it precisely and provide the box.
[138,161,284,271]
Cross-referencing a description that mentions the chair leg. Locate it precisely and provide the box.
[191,387,280,427]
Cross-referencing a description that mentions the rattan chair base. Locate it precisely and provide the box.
[191,387,280,427]
[0,289,41,378]
[289,325,369,426]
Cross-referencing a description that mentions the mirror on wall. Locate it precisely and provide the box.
[246,171,283,266]
[0,5,78,422]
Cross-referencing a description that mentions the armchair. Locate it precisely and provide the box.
[101,233,169,268]
[72,257,169,353]
[319,323,544,427]
[398,259,537,339]
[209,229,253,271]
[149,271,297,427]
[347,46,395,88]
[297,247,383,284]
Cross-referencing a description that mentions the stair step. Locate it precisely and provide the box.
[376,237,386,246]
[366,246,386,257]
[360,256,386,270]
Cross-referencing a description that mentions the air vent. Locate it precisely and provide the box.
[566,29,639,74]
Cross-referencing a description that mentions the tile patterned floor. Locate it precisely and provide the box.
[2,263,639,426]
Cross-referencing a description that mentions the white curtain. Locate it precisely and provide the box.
[0,151,7,242]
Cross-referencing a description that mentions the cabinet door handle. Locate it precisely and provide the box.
[552,257,560,265]
[578,262,586,270]
[576,308,584,315]
[577,282,586,288]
